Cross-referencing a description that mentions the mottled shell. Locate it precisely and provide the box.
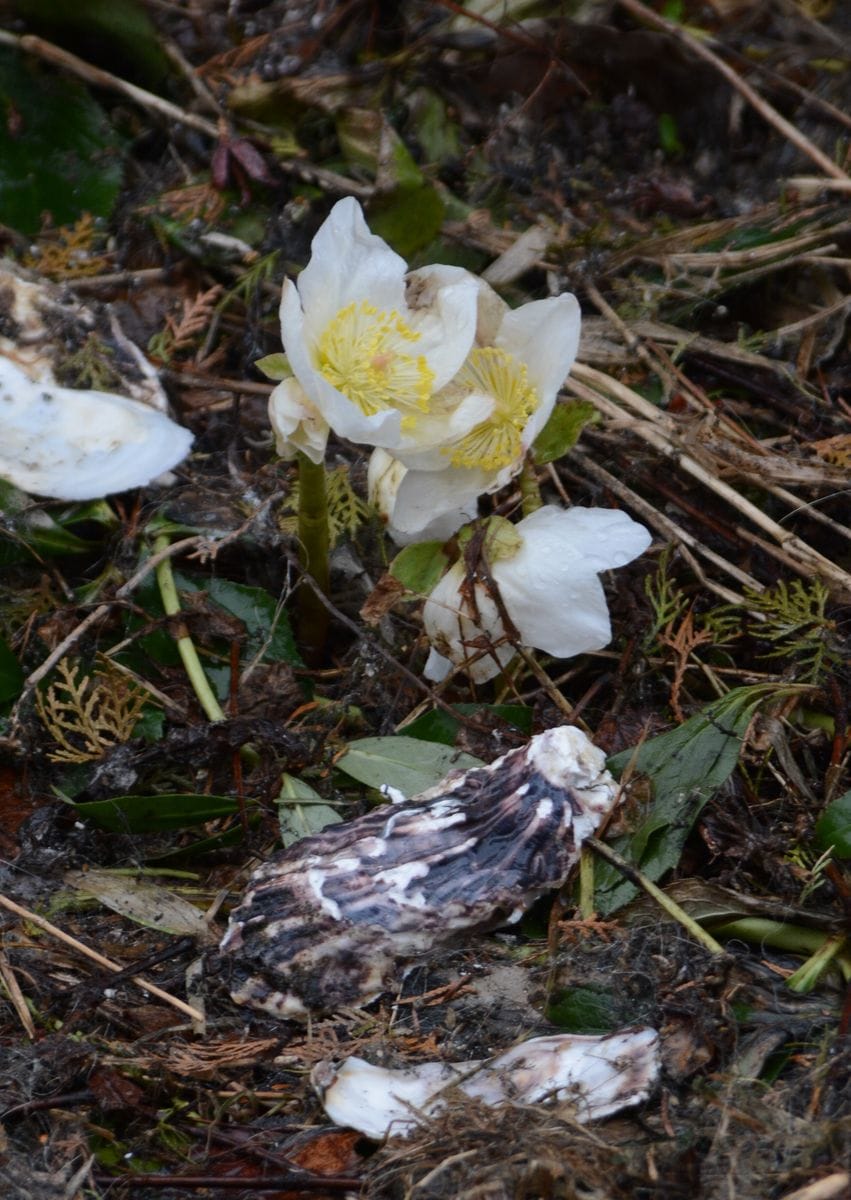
[220,726,617,1017]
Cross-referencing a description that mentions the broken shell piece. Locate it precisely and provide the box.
[0,356,193,500]
[0,260,169,411]
[312,1027,660,1140]
[221,725,618,1017]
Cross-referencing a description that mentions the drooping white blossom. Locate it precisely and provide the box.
[0,355,193,501]
[367,447,479,544]
[423,505,652,683]
[279,197,480,451]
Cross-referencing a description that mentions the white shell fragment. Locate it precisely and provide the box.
[312,1027,661,1140]
[221,726,619,1017]
[0,261,192,500]
[0,356,193,500]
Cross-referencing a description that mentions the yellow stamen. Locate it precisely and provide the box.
[315,301,434,418]
[447,347,538,470]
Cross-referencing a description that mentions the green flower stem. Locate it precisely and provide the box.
[296,451,330,660]
[154,533,226,723]
[708,919,851,986]
[586,836,725,955]
[787,934,847,994]
[578,845,595,920]
[519,456,543,517]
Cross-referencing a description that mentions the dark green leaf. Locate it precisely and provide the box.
[370,185,446,259]
[336,735,483,798]
[815,790,851,858]
[0,636,24,705]
[545,986,619,1034]
[70,792,242,832]
[0,46,124,235]
[401,704,533,746]
[531,400,598,465]
[12,0,171,90]
[173,573,302,667]
[596,685,799,914]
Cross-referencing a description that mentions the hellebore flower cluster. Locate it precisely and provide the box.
[269,196,580,540]
[270,197,651,681]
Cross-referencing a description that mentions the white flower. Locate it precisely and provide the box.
[377,277,581,541]
[368,448,479,544]
[404,281,580,472]
[423,505,652,684]
[268,377,329,464]
[0,355,193,501]
[279,197,479,450]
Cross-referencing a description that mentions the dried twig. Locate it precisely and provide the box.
[0,30,220,139]
[567,363,851,602]
[0,947,36,1039]
[616,0,851,183]
[0,892,203,1023]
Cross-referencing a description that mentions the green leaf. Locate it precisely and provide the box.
[401,703,533,746]
[70,792,241,833]
[254,353,291,382]
[173,573,302,667]
[658,112,684,158]
[596,685,799,915]
[815,790,851,858]
[336,735,483,798]
[0,46,125,236]
[545,986,620,1034]
[12,0,171,90]
[531,401,598,465]
[413,89,462,165]
[389,541,449,595]
[369,184,446,259]
[277,773,343,848]
[64,869,209,937]
[0,636,24,705]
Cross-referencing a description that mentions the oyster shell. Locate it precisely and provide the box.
[312,1027,660,1139]
[221,725,618,1017]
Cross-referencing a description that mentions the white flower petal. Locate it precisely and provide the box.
[496,293,581,446]
[404,267,481,390]
[279,202,479,452]
[422,560,513,684]
[516,505,653,574]
[368,450,482,544]
[492,506,651,658]
[421,505,651,680]
[0,356,192,500]
[295,197,408,338]
[268,378,329,464]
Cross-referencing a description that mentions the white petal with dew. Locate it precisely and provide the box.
[518,505,653,574]
[0,356,192,500]
[492,506,651,659]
